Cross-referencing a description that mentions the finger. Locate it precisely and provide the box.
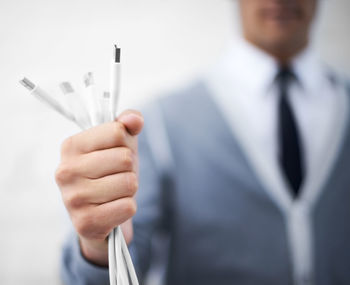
[62,121,134,155]
[64,172,138,208]
[88,172,138,204]
[78,147,136,179]
[95,197,137,233]
[74,197,137,240]
[117,110,144,136]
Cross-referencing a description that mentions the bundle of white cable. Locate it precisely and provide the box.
[60,70,138,284]
[107,48,139,285]
[61,71,139,284]
[108,227,139,285]
[77,69,139,285]
[19,45,139,285]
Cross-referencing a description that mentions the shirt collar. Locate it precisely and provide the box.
[291,45,323,93]
[211,37,323,96]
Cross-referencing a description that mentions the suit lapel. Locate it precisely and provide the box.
[305,81,350,208]
[204,78,350,213]
[193,82,290,212]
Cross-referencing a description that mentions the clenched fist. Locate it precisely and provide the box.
[55,110,144,266]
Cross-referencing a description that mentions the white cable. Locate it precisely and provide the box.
[108,44,139,285]
[100,92,112,123]
[59,82,91,129]
[116,227,129,284]
[84,72,103,126]
[19,77,82,128]
[120,227,139,284]
[109,44,121,122]
[108,229,117,285]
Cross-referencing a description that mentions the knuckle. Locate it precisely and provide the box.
[75,212,95,237]
[55,163,75,185]
[64,190,84,209]
[122,198,137,217]
[126,172,138,195]
[74,211,108,240]
[121,148,133,170]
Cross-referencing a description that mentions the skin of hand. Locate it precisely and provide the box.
[55,110,144,267]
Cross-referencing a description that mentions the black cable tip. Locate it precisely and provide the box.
[114,44,121,63]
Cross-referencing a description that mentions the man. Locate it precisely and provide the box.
[57,0,350,284]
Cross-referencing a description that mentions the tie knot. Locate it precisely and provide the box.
[276,66,295,84]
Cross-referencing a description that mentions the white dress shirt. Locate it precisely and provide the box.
[205,38,349,285]
[208,38,347,195]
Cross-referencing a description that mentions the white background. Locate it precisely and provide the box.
[0,0,349,284]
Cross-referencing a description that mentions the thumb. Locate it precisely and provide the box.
[117,110,144,136]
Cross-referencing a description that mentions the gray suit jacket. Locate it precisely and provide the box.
[61,79,350,285]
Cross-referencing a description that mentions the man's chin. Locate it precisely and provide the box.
[256,36,305,61]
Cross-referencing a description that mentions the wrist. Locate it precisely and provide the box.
[79,237,109,267]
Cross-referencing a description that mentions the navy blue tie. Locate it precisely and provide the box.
[277,67,304,197]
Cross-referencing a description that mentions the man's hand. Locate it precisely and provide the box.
[55,110,144,266]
